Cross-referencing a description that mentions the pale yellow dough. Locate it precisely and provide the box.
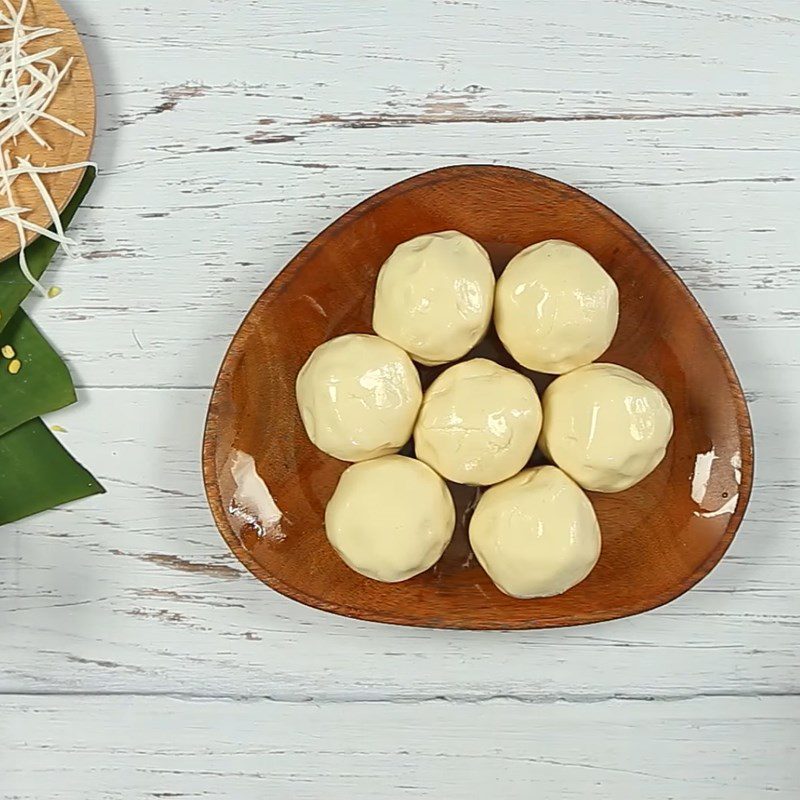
[372,230,495,366]
[296,333,422,462]
[540,363,674,493]
[413,358,542,486]
[325,455,455,582]
[494,239,619,374]
[469,466,601,598]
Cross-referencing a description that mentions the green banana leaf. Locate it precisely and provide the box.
[0,166,96,336]
[0,165,102,526]
[0,309,76,436]
[0,418,105,526]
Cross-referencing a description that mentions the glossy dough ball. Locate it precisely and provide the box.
[325,455,455,582]
[373,230,495,366]
[414,358,542,486]
[469,466,601,598]
[296,333,422,462]
[540,363,674,493]
[495,239,619,374]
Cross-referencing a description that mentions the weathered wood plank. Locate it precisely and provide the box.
[4,695,798,799]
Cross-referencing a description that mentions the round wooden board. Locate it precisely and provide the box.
[0,0,95,262]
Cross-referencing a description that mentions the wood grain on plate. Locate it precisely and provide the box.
[0,0,95,261]
[203,165,753,629]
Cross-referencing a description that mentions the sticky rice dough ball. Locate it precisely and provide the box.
[540,363,674,493]
[495,239,619,374]
[469,465,601,599]
[413,358,542,486]
[325,455,455,582]
[296,333,422,462]
[373,230,495,366]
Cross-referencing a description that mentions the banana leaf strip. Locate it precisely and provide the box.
[0,418,104,526]
[0,309,76,437]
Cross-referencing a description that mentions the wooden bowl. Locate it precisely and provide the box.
[203,165,753,629]
[0,0,96,262]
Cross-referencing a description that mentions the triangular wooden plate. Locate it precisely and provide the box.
[203,165,753,629]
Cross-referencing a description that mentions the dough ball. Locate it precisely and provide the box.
[495,239,619,374]
[540,363,674,493]
[296,333,422,462]
[373,230,495,366]
[325,455,455,582]
[414,358,542,486]
[469,466,601,598]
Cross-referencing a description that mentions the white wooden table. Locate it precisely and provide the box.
[3,1,799,797]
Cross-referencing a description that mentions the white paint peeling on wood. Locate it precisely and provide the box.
[230,449,284,540]
[4,696,799,799]
[3,0,800,795]
[690,448,718,505]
